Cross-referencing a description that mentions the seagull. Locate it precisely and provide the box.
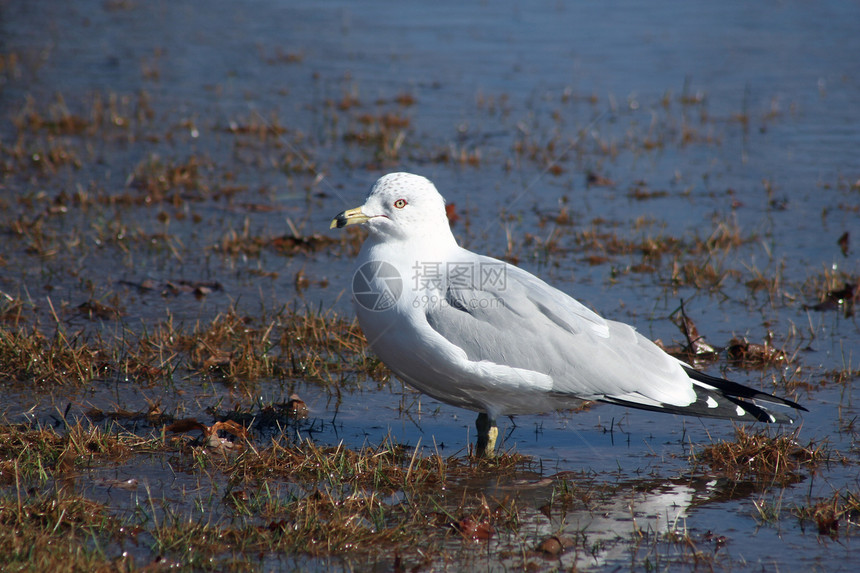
[331,173,805,456]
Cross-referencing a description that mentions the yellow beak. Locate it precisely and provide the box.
[330,207,370,229]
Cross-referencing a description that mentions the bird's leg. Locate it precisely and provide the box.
[475,412,499,458]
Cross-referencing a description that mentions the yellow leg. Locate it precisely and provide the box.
[475,413,499,458]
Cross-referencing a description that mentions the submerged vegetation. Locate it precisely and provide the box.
[0,385,853,572]
[0,305,375,390]
[0,413,846,571]
[0,286,849,569]
[694,426,830,485]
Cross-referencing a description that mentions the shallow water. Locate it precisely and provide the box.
[2,0,859,570]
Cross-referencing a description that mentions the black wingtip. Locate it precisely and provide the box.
[681,365,806,413]
[600,367,806,424]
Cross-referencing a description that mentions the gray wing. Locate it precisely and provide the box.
[424,253,695,406]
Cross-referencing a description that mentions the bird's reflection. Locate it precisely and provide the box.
[448,473,796,570]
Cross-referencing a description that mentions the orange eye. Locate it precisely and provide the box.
[394,198,407,209]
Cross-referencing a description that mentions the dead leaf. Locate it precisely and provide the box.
[167,419,247,452]
[77,300,123,320]
[203,421,248,451]
[727,338,786,366]
[671,302,719,359]
[537,535,575,555]
[166,418,208,434]
[285,393,309,419]
[805,282,857,316]
[445,203,460,225]
[207,420,249,440]
[586,171,614,187]
[453,517,494,540]
[837,231,850,256]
